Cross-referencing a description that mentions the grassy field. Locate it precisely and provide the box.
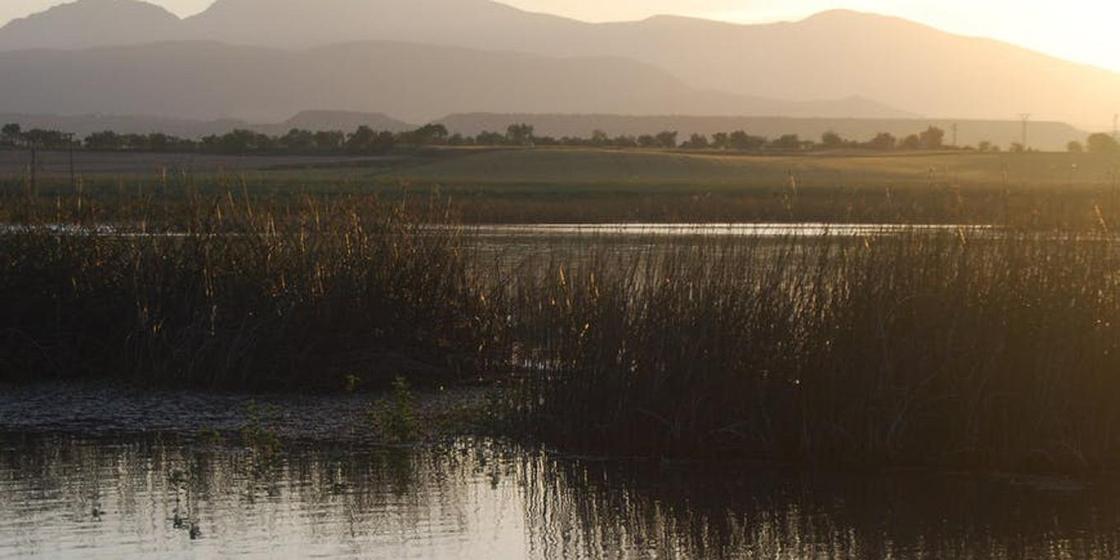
[6,146,1119,225]
[385,148,1120,225]
[8,146,1120,191]
[382,148,1120,190]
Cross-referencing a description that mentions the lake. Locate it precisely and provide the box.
[1,222,1116,559]
[1,432,1117,559]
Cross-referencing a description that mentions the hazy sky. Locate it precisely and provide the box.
[3,0,1118,72]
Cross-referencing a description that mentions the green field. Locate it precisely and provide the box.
[14,146,1113,189]
[7,147,1120,225]
[365,148,1120,225]
[368,148,1119,191]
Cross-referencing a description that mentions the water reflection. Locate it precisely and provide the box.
[0,433,1117,559]
[0,435,529,559]
[527,458,1120,560]
[465,223,988,239]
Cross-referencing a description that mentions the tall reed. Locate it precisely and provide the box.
[0,192,506,390]
[507,232,1120,472]
[8,187,1120,472]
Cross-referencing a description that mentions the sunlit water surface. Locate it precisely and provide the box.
[1,433,1118,559]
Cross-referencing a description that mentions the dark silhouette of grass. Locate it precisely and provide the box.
[0,192,506,391]
[507,232,1120,473]
[5,189,1120,473]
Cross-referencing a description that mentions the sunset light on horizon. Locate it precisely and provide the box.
[3,0,1119,73]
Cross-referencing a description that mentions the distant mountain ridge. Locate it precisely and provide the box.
[0,0,181,50]
[2,0,1120,128]
[0,40,911,123]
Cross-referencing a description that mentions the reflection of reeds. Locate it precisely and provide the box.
[509,232,1120,472]
[518,453,1120,560]
[5,433,1119,559]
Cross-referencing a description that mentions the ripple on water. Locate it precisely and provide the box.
[1,434,1119,559]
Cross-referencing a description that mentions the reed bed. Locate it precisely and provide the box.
[0,192,506,390]
[6,189,1120,472]
[507,231,1120,472]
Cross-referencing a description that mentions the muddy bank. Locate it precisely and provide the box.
[0,382,495,444]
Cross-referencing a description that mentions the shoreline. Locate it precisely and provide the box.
[0,381,1107,491]
[0,381,496,446]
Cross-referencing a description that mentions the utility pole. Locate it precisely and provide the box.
[1019,113,1031,150]
[28,142,37,196]
[67,133,76,191]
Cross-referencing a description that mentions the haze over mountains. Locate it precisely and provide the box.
[0,0,1117,138]
[0,0,180,49]
[0,40,908,124]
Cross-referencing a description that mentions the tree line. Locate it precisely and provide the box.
[1,122,1117,155]
[1067,134,1120,154]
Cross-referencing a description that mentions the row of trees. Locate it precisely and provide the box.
[1068,133,1120,154]
[2,124,77,149]
[0,123,453,154]
[3,121,1117,155]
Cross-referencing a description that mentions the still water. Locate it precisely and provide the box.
[1,433,1117,559]
[464,223,987,239]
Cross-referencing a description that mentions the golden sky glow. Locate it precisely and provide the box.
[699,1,1120,73]
[3,0,1117,73]
[501,0,1120,73]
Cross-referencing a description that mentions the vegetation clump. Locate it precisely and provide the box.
[507,232,1120,473]
[371,377,419,444]
[0,192,506,391]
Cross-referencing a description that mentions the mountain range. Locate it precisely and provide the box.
[0,40,911,123]
[0,0,1118,132]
